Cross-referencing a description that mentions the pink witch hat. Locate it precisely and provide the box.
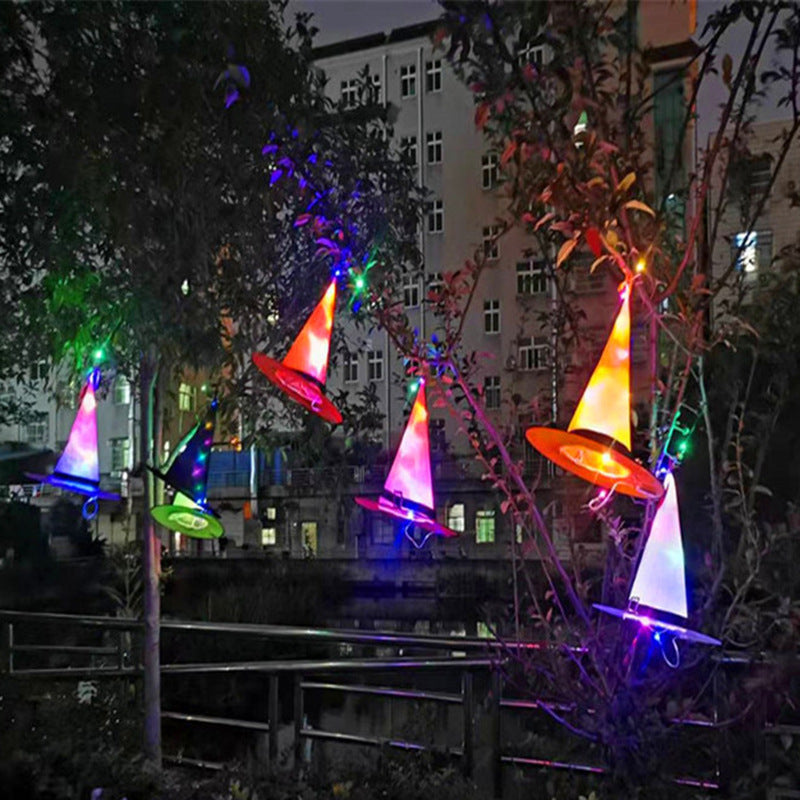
[356,380,458,539]
[594,472,720,646]
[252,280,342,424]
[27,368,119,518]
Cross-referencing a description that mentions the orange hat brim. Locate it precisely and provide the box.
[253,353,342,425]
[525,427,663,500]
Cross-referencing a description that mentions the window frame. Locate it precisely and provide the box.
[447,502,465,533]
[367,349,384,382]
[340,78,359,109]
[343,353,359,384]
[483,299,500,334]
[427,200,444,234]
[425,59,442,93]
[400,64,417,98]
[475,509,496,544]
[516,260,548,295]
[426,130,442,164]
[481,153,499,190]
[484,375,501,409]
[483,225,500,260]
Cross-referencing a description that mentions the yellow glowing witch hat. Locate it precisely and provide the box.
[252,280,342,424]
[526,283,663,500]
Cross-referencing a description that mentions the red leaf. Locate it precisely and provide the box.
[500,140,517,166]
[475,103,491,130]
[586,227,603,258]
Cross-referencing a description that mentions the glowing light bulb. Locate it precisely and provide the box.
[355,274,366,292]
[635,258,646,274]
[601,451,612,466]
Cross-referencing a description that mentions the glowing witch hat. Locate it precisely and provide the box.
[355,380,458,539]
[526,283,663,500]
[27,368,120,517]
[149,400,224,539]
[594,472,720,646]
[252,280,342,424]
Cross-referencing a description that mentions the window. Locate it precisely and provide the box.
[733,230,773,274]
[29,360,48,383]
[26,416,48,446]
[301,521,318,555]
[517,260,548,295]
[481,154,499,190]
[484,376,501,409]
[403,276,420,308]
[370,72,382,104]
[426,131,442,164]
[340,78,359,109]
[653,69,684,191]
[519,42,546,66]
[476,509,496,543]
[425,59,442,92]
[400,135,417,164]
[483,299,500,334]
[372,517,395,544]
[483,225,500,260]
[571,269,606,294]
[343,353,359,384]
[367,350,384,382]
[178,382,196,412]
[400,64,416,98]
[519,337,549,371]
[113,376,131,405]
[427,200,443,234]
[262,506,277,546]
[110,437,130,475]
[428,272,444,295]
[430,418,446,452]
[447,503,465,533]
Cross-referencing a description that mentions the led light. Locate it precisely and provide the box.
[635,258,646,274]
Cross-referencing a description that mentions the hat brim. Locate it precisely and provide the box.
[252,354,342,425]
[152,503,224,539]
[25,472,120,502]
[355,495,459,538]
[593,603,720,646]
[525,427,664,500]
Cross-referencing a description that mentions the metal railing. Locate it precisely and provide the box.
[0,610,727,794]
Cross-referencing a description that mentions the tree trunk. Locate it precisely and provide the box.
[140,353,161,768]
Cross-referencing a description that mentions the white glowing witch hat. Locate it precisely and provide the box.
[252,279,342,424]
[594,472,720,646]
[526,284,663,500]
[355,380,457,538]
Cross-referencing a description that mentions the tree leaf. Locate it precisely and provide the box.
[500,140,518,165]
[616,172,636,194]
[556,237,578,268]
[624,199,655,217]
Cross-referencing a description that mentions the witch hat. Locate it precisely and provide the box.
[594,472,720,646]
[355,380,458,539]
[27,368,120,518]
[252,280,342,424]
[149,400,224,539]
[526,283,663,500]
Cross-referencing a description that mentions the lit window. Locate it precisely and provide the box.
[518,337,549,371]
[26,416,48,446]
[428,200,443,234]
[517,260,548,295]
[262,507,277,546]
[425,59,442,93]
[114,376,131,405]
[367,350,384,382]
[400,135,417,164]
[733,230,772,274]
[301,520,318,555]
[447,503,465,532]
[343,353,359,384]
[426,131,442,164]
[483,225,500,260]
[481,154,498,190]
[400,64,416,98]
[178,382,196,412]
[483,299,500,334]
[340,78,359,109]
[476,509,496,543]
[484,376,501,409]
[477,621,492,638]
[110,437,130,475]
[403,277,420,308]
[370,72,382,104]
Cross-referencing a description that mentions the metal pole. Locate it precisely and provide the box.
[6,622,13,674]
[268,673,279,764]
[462,670,474,779]
[293,672,304,773]
[490,669,503,798]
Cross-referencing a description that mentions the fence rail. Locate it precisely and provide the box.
[0,609,737,795]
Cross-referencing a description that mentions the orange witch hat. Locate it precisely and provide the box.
[356,381,458,538]
[252,280,342,424]
[526,284,663,500]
